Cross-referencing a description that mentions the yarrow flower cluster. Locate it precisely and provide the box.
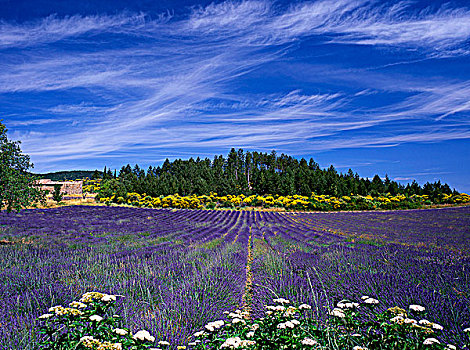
[79,291,105,303]
[190,298,315,350]
[205,320,225,332]
[363,297,379,305]
[69,301,87,309]
[301,338,318,346]
[38,291,162,350]
[220,337,255,349]
[329,308,346,318]
[79,291,117,303]
[80,336,122,350]
[277,319,300,329]
[409,304,426,312]
[273,298,290,304]
[48,305,83,316]
[337,300,359,309]
[39,292,460,350]
[133,330,155,342]
[423,337,440,345]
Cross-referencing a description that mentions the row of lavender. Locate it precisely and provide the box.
[251,207,470,347]
[0,207,251,349]
[1,206,469,348]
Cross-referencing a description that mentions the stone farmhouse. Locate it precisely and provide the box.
[36,179,83,197]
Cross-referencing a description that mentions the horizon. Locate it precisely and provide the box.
[1,0,469,192]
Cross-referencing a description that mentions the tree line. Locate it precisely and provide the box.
[98,148,456,201]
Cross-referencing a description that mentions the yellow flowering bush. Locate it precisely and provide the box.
[96,191,470,211]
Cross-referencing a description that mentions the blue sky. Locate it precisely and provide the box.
[1,0,469,192]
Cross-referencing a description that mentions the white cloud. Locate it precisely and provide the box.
[0,0,469,169]
[0,13,153,49]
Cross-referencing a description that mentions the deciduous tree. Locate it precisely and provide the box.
[0,121,44,212]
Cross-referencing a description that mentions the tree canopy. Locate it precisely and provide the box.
[0,121,44,212]
[98,148,455,201]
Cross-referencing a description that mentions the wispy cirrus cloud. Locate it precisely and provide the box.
[0,13,154,49]
[0,0,469,171]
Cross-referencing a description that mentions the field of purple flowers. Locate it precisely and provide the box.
[1,206,469,349]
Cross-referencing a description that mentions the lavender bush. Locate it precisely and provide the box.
[1,206,469,349]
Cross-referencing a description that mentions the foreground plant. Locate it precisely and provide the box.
[37,291,161,350]
[189,297,462,350]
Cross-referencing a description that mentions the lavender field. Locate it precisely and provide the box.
[1,206,469,349]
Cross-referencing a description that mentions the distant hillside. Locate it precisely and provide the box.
[34,170,101,181]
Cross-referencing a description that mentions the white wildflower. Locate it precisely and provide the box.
[158,341,170,346]
[390,316,404,323]
[205,320,224,332]
[361,296,370,300]
[284,306,297,317]
[240,340,256,347]
[213,320,224,327]
[299,304,311,310]
[193,331,206,337]
[114,328,128,336]
[273,298,290,304]
[205,325,215,332]
[419,319,433,327]
[69,301,87,309]
[251,323,259,331]
[232,318,246,325]
[220,336,241,348]
[101,294,117,302]
[464,327,470,332]
[38,313,54,319]
[80,292,104,303]
[246,331,255,338]
[409,304,425,312]
[337,300,350,308]
[266,305,286,311]
[329,308,346,318]
[364,297,379,305]
[404,318,417,324]
[353,346,368,350]
[80,335,95,343]
[133,330,155,342]
[432,323,443,330]
[89,315,103,322]
[284,321,295,328]
[301,338,318,346]
[338,301,359,309]
[423,338,440,345]
[277,322,286,329]
[445,345,457,350]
